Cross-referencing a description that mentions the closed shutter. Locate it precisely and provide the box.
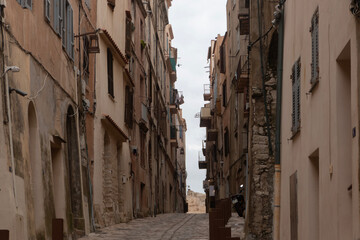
[66,3,74,59]
[53,0,60,33]
[125,14,132,57]
[61,0,66,47]
[292,59,301,133]
[290,172,298,240]
[310,9,319,85]
[45,0,51,21]
[107,49,114,97]
[24,0,32,9]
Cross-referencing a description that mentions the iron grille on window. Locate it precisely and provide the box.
[310,8,319,85]
[292,58,301,134]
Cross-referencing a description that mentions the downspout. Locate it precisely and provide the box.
[1,5,18,210]
[274,4,285,240]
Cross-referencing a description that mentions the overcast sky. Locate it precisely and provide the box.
[169,0,227,193]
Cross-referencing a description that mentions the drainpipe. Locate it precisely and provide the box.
[4,69,18,210]
[1,3,18,209]
[274,4,285,240]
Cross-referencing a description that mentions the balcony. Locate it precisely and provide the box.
[170,89,184,114]
[207,129,218,142]
[203,84,211,101]
[198,159,207,169]
[200,106,211,128]
[236,55,249,93]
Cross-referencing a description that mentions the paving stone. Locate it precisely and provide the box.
[79,213,210,240]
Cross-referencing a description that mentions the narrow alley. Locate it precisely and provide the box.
[78,213,244,240]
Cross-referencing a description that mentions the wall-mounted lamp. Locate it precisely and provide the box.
[9,87,27,97]
[2,66,20,77]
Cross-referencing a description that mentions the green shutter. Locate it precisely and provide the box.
[311,9,319,84]
[61,0,66,47]
[24,0,32,9]
[54,0,60,33]
[292,59,301,133]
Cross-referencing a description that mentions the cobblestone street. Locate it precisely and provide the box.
[79,213,244,240]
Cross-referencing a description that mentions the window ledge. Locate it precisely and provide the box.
[290,128,300,140]
[309,79,319,93]
[108,93,116,102]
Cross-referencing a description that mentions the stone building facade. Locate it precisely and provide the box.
[0,0,186,239]
[199,0,250,214]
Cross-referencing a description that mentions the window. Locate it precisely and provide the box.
[66,1,74,59]
[140,131,146,168]
[107,48,114,98]
[43,0,72,59]
[125,86,133,128]
[222,81,227,107]
[17,0,32,9]
[292,58,301,134]
[310,8,319,85]
[53,0,61,34]
[220,44,226,74]
[224,128,229,156]
[125,11,132,57]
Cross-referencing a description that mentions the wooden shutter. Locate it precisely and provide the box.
[61,0,66,47]
[125,86,133,128]
[24,0,32,9]
[292,59,301,133]
[69,5,74,59]
[125,13,132,57]
[311,9,319,84]
[45,0,51,22]
[240,16,250,35]
[290,172,298,240]
[220,45,225,74]
[66,3,71,54]
[53,0,60,33]
[107,48,114,97]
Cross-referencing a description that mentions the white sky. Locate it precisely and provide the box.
[169,0,227,193]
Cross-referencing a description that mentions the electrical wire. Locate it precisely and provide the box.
[26,73,48,101]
